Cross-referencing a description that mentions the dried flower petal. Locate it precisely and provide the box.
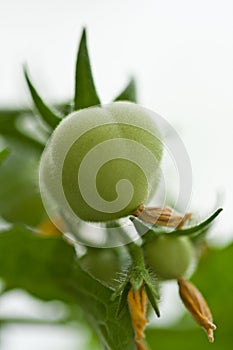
[178,277,216,342]
[133,204,191,229]
[127,286,148,350]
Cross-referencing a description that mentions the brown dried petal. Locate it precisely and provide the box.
[178,278,216,342]
[127,286,148,349]
[132,204,191,229]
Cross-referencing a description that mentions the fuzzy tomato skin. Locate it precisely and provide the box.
[143,235,195,280]
[40,102,163,222]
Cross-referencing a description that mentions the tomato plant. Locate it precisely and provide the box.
[0,29,225,350]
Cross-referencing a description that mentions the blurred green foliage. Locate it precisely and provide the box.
[0,139,44,225]
[0,226,135,350]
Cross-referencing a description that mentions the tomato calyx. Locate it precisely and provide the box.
[111,240,160,350]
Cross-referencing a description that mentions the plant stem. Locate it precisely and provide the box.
[127,241,145,268]
[126,242,147,291]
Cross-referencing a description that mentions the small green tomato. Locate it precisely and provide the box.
[143,235,195,280]
[40,102,163,222]
[79,248,121,288]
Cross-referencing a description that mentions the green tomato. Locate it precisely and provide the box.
[79,248,121,288]
[40,102,163,222]
[143,235,195,280]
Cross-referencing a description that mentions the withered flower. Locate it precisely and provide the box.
[178,277,216,342]
[127,285,148,350]
[133,204,191,229]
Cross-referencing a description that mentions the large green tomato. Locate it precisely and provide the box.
[143,235,195,280]
[40,102,163,222]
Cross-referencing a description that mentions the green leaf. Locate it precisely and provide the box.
[146,243,233,350]
[0,225,76,301]
[0,148,10,165]
[0,139,44,226]
[132,208,223,241]
[24,66,61,128]
[0,111,44,150]
[114,78,137,103]
[0,225,135,350]
[74,28,101,110]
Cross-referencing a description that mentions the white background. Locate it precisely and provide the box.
[0,0,233,348]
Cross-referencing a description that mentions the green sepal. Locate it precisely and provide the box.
[144,283,160,317]
[132,208,223,241]
[24,66,61,128]
[74,28,101,110]
[164,208,222,238]
[116,281,131,317]
[114,78,137,103]
[0,102,71,119]
[0,148,10,165]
